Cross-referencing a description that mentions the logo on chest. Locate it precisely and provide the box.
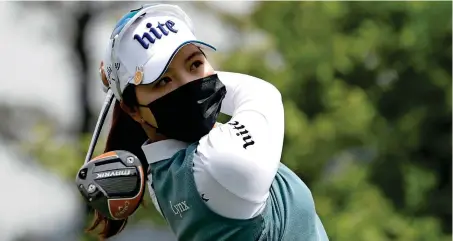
[170,200,190,218]
[133,20,178,49]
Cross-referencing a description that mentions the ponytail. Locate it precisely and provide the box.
[86,99,148,240]
[104,99,148,162]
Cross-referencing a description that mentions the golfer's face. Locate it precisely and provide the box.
[135,44,215,127]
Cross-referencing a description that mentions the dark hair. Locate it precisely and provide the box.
[87,85,148,240]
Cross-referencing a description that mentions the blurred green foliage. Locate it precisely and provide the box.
[215,1,452,240]
[24,2,451,241]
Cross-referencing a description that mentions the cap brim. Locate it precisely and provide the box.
[138,40,216,86]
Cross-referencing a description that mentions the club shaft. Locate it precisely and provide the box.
[84,90,115,164]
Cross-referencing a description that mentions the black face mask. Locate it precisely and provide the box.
[139,74,227,143]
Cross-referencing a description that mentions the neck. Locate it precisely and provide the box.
[142,122,220,144]
[141,122,167,143]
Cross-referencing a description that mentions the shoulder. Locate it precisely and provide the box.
[216,70,277,85]
[216,71,262,80]
[216,71,282,97]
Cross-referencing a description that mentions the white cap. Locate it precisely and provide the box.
[102,4,216,100]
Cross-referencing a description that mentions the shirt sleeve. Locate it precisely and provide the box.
[195,71,284,209]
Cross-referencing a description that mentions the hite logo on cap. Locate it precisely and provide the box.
[133,20,178,49]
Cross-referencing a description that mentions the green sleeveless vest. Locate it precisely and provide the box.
[149,143,329,241]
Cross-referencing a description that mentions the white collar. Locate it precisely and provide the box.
[141,139,189,164]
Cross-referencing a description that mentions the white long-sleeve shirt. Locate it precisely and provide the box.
[142,71,284,219]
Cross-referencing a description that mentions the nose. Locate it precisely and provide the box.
[176,72,196,87]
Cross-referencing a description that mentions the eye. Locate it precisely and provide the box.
[190,60,203,72]
[156,77,172,87]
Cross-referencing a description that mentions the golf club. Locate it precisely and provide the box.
[84,89,115,164]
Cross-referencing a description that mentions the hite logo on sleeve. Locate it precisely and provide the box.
[133,20,178,49]
[228,121,255,149]
[95,169,134,179]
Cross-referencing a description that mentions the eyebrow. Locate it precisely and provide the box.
[185,50,204,64]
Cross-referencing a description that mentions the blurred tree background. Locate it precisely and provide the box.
[16,1,451,241]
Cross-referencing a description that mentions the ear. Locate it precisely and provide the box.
[119,101,144,124]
